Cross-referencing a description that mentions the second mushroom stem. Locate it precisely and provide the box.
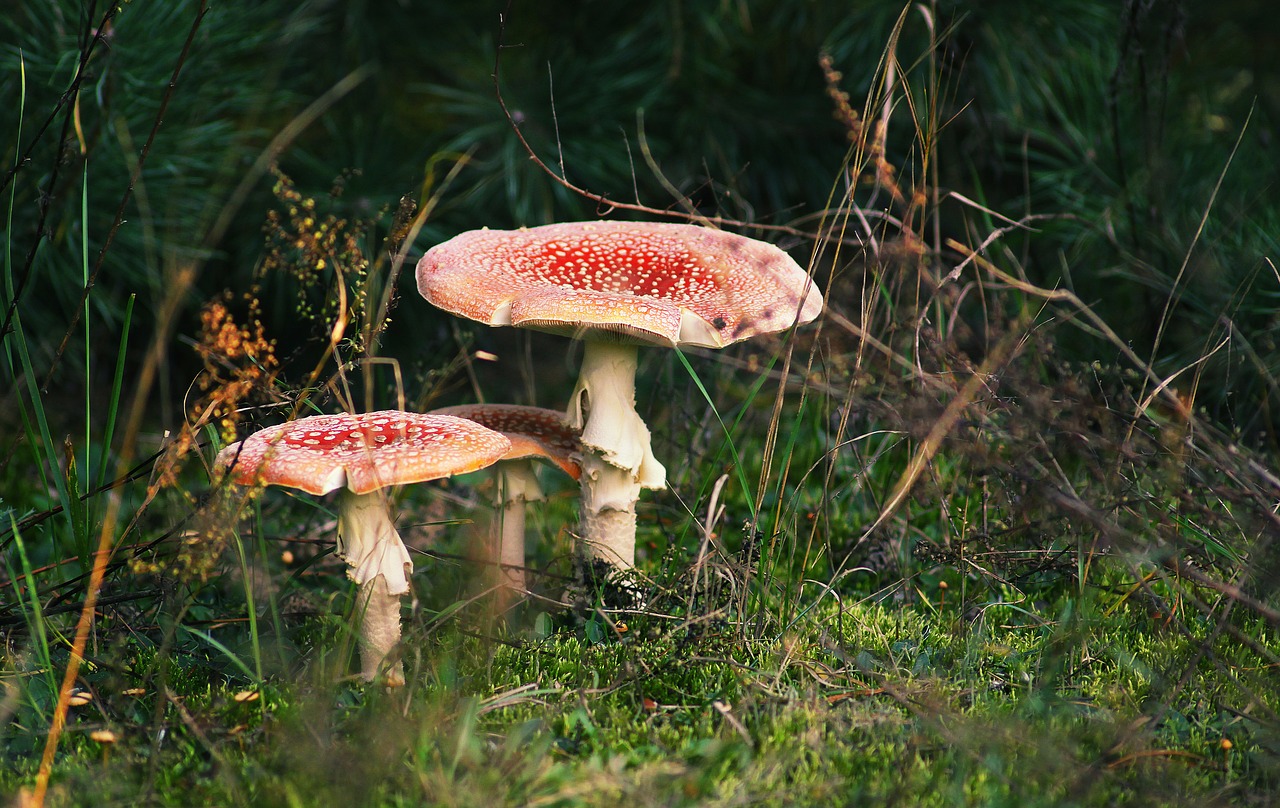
[565,340,667,570]
[494,461,542,591]
[336,489,411,683]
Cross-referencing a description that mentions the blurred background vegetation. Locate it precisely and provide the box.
[3,0,1277,436]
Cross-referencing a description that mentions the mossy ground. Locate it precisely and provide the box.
[4,547,1275,806]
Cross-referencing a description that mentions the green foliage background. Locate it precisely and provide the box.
[3,0,1275,423]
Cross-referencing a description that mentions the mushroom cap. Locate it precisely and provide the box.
[416,221,823,348]
[431,403,581,480]
[216,411,512,496]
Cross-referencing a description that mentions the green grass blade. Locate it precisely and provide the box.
[81,156,90,482]
[96,293,135,491]
[673,349,756,521]
[235,500,265,682]
[6,515,55,689]
[178,625,260,683]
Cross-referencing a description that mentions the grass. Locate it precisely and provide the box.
[3,1,1280,806]
[4,592,1271,805]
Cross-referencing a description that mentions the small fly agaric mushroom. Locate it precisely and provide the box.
[431,403,581,592]
[417,221,823,578]
[216,411,510,682]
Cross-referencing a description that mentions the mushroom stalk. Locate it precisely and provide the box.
[565,340,666,569]
[336,489,412,682]
[355,576,403,684]
[494,462,542,591]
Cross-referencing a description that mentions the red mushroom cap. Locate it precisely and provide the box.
[216,411,512,496]
[431,403,581,480]
[417,221,823,348]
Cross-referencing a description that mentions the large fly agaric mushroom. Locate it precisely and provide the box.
[417,221,823,578]
[216,411,510,682]
[431,403,581,592]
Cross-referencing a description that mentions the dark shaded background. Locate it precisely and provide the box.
[2,0,1277,437]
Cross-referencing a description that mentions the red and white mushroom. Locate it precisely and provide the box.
[431,403,581,592]
[417,220,823,578]
[216,411,510,682]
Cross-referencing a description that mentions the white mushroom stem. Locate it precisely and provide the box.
[565,340,667,569]
[335,489,412,683]
[355,576,403,685]
[493,461,543,591]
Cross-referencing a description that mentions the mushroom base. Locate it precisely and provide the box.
[579,506,638,569]
[356,575,404,685]
[576,453,643,569]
